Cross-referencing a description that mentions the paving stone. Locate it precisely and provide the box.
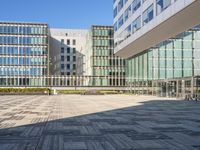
[0,95,200,150]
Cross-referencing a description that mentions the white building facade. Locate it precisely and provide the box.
[50,29,88,76]
[113,0,200,58]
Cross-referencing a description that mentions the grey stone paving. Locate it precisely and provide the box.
[0,95,200,150]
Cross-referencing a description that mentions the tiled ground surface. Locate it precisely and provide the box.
[0,95,200,150]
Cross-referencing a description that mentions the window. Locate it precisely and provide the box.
[118,0,124,12]
[143,4,154,25]
[67,64,70,70]
[67,72,70,75]
[61,39,64,44]
[73,39,76,45]
[124,5,132,22]
[61,47,64,53]
[67,56,70,61]
[67,39,70,45]
[61,56,64,61]
[114,7,118,18]
[73,64,76,70]
[114,22,118,32]
[156,0,171,15]
[73,48,76,53]
[0,26,3,33]
[61,64,64,69]
[73,56,76,62]
[132,16,141,33]
[125,25,132,39]
[132,0,141,13]
[67,47,70,53]
[118,15,124,28]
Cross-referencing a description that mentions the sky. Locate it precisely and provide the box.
[0,0,113,29]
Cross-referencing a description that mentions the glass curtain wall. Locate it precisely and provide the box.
[91,26,126,86]
[0,22,49,86]
[127,26,200,96]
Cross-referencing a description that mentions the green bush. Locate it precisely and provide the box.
[0,88,49,93]
[97,90,120,94]
[57,90,85,94]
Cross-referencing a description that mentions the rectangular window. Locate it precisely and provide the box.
[0,26,3,33]
[118,15,124,28]
[61,39,64,45]
[124,5,132,22]
[67,47,70,53]
[67,39,70,45]
[156,0,171,15]
[61,64,64,69]
[118,0,124,12]
[61,56,64,61]
[73,39,76,45]
[73,64,76,70]
[132,0,141,13]
[61,47,64,53]
[114,7,118,18]
[67,56,70,61]
[132,16,141,33]
[143,4,154,25]
[67,64,70,70]
[125,25,132,39]
[114,22,118,32]
[73,56,76,62]
[73,48,76,53]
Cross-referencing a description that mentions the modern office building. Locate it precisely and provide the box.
[0,22,49,87]
[113,0,200,97]
[113,0,200,58]
[84,25,126,86]
[0,21,126,87]
[126,25,200,97]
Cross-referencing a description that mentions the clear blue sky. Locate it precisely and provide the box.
[0,0,113,29]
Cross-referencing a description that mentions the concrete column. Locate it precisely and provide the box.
[191,77,194,95]
[166,81,169,97]
[156,81,159,96]
[182,80,185,98]
[176,80,179,98]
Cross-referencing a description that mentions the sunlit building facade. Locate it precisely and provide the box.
[126,25,200,97]
[0,22,49,86]
[113,0,200,97]
[84,26,126,86]
[113,0,200,58]
[0,22,126,87]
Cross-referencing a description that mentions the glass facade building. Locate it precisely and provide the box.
[85,26,126,86]
[113,0,200,58]
[0,22,49,86]
[126,25,200,97]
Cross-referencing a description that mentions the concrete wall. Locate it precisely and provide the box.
[49,29,88,76]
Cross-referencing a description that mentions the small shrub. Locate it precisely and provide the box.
[57,90,85,94]
[97,90,120,94]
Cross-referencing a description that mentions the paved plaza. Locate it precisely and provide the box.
[0,95,200,150]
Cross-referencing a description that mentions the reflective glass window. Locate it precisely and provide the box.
[132,16,141,33]
[132,0,141,13]
[143,4,154,25]
[156,0,171,15]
